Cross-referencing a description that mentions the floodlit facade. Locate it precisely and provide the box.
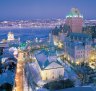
[64,33,92,63]
[35,50,64,81]
[7,32,15,41]
[65,8,83,33]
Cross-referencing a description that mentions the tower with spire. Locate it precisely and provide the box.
[48,31,56,56]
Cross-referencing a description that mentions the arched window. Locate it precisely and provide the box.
[52,76,54,79]
[52,71,54,79]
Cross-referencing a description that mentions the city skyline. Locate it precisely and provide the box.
[0,1,96,91]
[0,0,96,20]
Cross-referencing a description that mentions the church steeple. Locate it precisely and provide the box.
[49,31,56,56]
[49,31,54,47]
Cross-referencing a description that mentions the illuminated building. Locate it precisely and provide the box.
[49,32,56,51]
[35,50,64,81]
[94,38,96,43]
[64,33,92,63]
[89,45,96,69]
[65,8,83,33]
[7,32,15,41]
[17,49,27,62]
[0,43,8,56]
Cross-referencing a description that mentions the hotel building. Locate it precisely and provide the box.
[64,33,92,64]
[65,8,83,33]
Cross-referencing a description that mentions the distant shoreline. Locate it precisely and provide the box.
[0,27,54,30]
[0,27,53,30]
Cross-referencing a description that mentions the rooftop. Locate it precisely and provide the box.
[66,8,83,18]
[68,33,92,43]
[35,50,62,69]
[69,33,92,39]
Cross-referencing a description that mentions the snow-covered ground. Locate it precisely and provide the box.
[57,57,81,87]
[24,62,42,91]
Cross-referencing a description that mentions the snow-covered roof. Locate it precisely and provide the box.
[35,50,62,70]
[37,88,48,91]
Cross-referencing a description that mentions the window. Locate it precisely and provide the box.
[46,77,48,80]
[52,72,54,79]
[52,76,54,79]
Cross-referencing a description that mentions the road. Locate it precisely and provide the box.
[13,62,24,91]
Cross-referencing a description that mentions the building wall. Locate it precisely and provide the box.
[0,47,4,56]
[41,67,64,81]
[17,50,26,62]
[36,61,64,81]
[84,44,91,62]
[65,17,83,33]
[64,39,92,63]
[53,35,59,46]
[94,38,96,43]
[7,32,15,41]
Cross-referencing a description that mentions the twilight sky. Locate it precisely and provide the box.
[0,0,96,20]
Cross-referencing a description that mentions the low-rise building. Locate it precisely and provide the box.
[35,50,64,81]
[7,32,15,41]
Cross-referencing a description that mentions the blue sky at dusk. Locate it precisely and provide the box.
[0,0,96,20]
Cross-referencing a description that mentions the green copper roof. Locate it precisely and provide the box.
[20,43,26,47]
[66,8,83,18]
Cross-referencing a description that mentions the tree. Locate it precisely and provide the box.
[62,24,71,34]
[0,83,13,91]
[52,26,60,36]
[43,79,74,90]
[77,62,93,85]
